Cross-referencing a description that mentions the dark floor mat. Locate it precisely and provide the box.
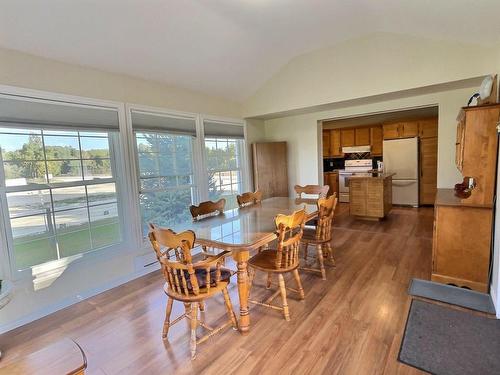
[399,299,500,375]
[408,278,495,314]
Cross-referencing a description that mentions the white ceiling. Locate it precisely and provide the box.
[1,0,500,102]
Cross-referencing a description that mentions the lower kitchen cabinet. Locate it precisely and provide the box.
[323,171,339,198]
[431,189,492,292]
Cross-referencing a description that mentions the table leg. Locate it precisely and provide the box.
[233,251,250,335]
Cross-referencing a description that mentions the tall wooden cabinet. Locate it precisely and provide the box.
[431,105,500,292]
[252,142,288,199]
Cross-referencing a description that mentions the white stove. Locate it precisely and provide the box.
[338,159,373,203]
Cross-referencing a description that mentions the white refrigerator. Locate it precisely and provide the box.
[383,137,419,206]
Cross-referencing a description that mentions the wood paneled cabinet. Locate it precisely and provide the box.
[330,129,342,157]
[340,128,355,147]
[252,142,288,199]
[354,127,370,146]
[370,126,383,156]
[323,172,339,198]
[322,130,330,157]
[418,118,438,138]
[382,121,419,139]
[455,105,500,206]
[419,137,438,205]
[432,190,493,292]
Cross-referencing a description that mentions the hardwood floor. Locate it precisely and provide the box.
[0,204,433,374]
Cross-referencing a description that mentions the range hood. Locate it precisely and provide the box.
[342,145,371,153]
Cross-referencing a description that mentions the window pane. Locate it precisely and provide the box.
[3,161,47,185]
[80,137,110,159]
[136,133,158,153]
[87,183,116,205]
[0,133,44,161]
[11,214,58,269]
[44,135,81,159]
[52,186,87,211]
[138,153,158,177]
[7,190,51,218]
[139,189,193,235]
[55,208,91,258]
[47,160,83,183]
[90,203,120,248]
[158,154,175,176]
[83,159,112,180]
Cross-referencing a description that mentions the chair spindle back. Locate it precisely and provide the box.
[189,199,226,221]
[315,194,338,242]
[274,209,306,269]
[237,190,263,207]
[294,184,329,199]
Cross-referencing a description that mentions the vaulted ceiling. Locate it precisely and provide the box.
[1,0,499,102]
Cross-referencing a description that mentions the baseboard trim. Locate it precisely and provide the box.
[0,264,160,335]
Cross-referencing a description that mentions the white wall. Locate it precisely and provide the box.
[0,48,243,333]
[262,84,477,193]
[244,33,498,117]
[0,47,242,118]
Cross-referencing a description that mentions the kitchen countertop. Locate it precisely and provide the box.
[435,188,493,209]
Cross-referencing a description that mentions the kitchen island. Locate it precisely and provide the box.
[349,173,395,220]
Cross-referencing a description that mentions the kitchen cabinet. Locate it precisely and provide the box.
[322,130,330,157]
[340,129,355,147]
[330,129,342,157]
[382,123,400,139]
[252,142,288,199]
[420,137,438,205]
[349,174,393,219]
[432,189,493,292]
[401,121,419,137]
[370,126,383,156]
[383,120,419,139]
[354,127,370,146]
[418,118,438,138]
[323,171,339,198]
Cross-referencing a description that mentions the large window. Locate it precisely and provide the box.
[0,128,121,270]
[0,95,124,273]
[131,110,198,235]
[205,137,243,209]
[204,119,246,209]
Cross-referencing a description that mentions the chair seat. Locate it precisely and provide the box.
[301,228,331,244]
[165,267,232,298]
[248,250,297,273]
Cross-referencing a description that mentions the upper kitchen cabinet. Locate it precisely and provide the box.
[370,126,383,156]
[418,118,438,138]
[354,127,370,146]
[322,129,330,157]
[401,121,419,137]
[383,120,420,139]
[330,129,342,157]
[341,128,355,147]
[382,123,400,139]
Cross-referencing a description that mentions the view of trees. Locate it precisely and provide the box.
[2,134,111,182]
[137,134,241,234]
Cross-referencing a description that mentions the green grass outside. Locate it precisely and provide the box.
[13,219,121,270]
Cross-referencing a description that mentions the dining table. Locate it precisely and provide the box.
[174,196,319,335]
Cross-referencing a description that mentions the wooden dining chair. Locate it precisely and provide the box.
[247,209,307,321]
[294,184,329,199]
[190,198,227,258]
[300,194,337,280]
[148,224,238,360]
[189,198,226,221]
[236,190,263,208]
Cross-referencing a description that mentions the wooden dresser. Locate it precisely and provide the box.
[431,104,500,292]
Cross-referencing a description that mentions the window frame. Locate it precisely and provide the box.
[0,85,134,282]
